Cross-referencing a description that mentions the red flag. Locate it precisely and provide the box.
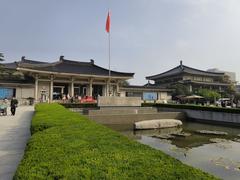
[105,11,110,33]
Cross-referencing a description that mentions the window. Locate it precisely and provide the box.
[0,88,14,99]
[143,92,157,100]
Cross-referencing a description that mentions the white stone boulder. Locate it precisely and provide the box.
[134,119,182,130]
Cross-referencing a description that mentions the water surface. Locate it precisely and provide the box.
[106,121,240,180]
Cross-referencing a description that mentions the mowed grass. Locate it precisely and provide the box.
[14,103,219,179]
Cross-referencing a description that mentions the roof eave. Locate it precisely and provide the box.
[17,67,134,80]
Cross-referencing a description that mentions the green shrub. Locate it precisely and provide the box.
[30,103,88,134]
[143,103,240,114]
[14,103,219,179]
[60,103,97,109]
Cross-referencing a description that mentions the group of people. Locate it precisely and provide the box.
[62,94,82,103]
[1,97,18,116]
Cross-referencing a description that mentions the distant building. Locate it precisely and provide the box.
[146,61,231,93]
[120,85,172,102]
[236,84,240,93]
[207,68,236,83]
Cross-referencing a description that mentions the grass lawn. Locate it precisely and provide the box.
[14,103,219,179]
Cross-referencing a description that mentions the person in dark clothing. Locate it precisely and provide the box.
[10,97,18,116]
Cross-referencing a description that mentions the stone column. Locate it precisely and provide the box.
[189,84,192,92]
[89,78,93,96]
[49,75,54,102]
[71,77,74,97]
[158,92,162,101]
[34,74,39,101]
[102,85,106,96]
[116,81,119,94]
[106,79,110,96]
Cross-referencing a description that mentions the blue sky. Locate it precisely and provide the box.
[1,0,240,84]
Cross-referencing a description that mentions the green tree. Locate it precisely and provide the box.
[0,53,4,70]
[197,88,220,103]
[226,83,236,97]
[170,84,191,96]
[234,93,240,103]
[0,53,4,61]
[119,80,130,87]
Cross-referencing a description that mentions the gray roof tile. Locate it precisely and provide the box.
[146,65,224,80]
[5,57,134,78]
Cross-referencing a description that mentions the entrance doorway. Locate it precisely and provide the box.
[53,83,69,100]
[74,84,87,97]
[53,86,64,100]
[93,85,103,99]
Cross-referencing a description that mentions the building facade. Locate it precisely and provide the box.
[207,68,236,84]
[1,56,134,103]
[0,56,172,104]
[146,61,231,94]
[120,85,172,103]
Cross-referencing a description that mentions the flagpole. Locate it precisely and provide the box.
[106,10,111,96]
[108,24,111,78]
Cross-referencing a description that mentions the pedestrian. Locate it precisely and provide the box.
[2,97,8,115]
[10,97,18,116]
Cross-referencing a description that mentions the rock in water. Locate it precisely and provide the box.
[195,130,228,135]
[209,138,229,143]
[171,132,191,137]
[134,119,182,130]
[152,134,175,139]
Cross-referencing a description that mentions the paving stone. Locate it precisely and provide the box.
[0,106,34,180]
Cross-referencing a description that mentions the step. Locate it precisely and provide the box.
[87,107,158,116]
[87,112,186,125]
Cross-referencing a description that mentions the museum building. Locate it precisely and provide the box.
[146,61,231,93]
[0,56,172,104]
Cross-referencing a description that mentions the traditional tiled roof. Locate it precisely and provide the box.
[3,62,18,69]
[181,80,229,86]
[146,61,224,80]
[6,56,134,78]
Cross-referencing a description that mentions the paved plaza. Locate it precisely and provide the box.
[0,106,34,180]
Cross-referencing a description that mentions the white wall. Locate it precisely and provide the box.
[158,92,171,101]
[98,96,141,107]
[119,91,126,97]
[16,87,34,99]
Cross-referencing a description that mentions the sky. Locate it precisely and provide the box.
[1,0,240,85]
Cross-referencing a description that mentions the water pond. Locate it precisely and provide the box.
[106,121,240,180]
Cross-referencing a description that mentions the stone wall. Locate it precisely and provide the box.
[16,87,34,99]
[158,107,240,125]
[15,87,34,105]
[88,111,185,125]
[98,96,142,107]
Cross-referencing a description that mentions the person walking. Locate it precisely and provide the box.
[10,97,18,116]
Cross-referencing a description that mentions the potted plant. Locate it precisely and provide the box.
[27,97,34,105]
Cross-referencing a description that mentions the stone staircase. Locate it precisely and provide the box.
[83,107,185,125]
[87,107,158,116]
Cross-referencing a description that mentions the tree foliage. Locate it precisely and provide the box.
[14,103,217,179]
[119,80,130,86]
[226,83,236,96]
[0,53,4,61]
[197,88,220,102]
[170,84,191,96]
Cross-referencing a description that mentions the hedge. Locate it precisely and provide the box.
[60,103,97,109]
[142,103,240,114]
[14,103,219,179]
